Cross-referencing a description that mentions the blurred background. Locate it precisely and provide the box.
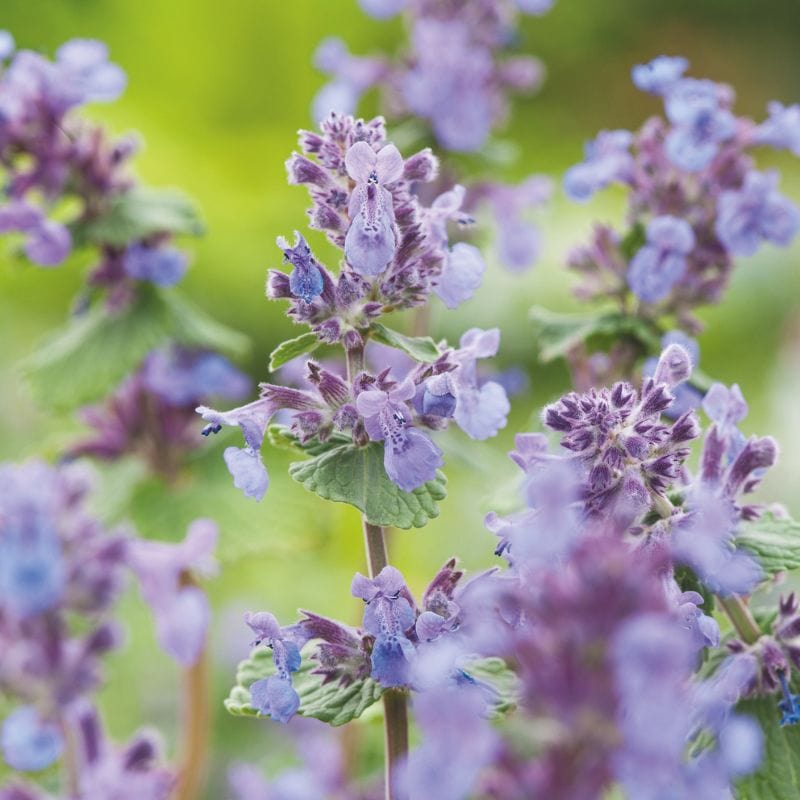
[2,0,799,795]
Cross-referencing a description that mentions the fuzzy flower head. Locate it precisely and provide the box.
[542,344,699,518]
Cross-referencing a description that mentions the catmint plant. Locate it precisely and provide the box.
[312,0,555,278]
[549,56,800,386]
[210,112,512,798]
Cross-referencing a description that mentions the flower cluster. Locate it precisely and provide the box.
[0,33,198,304]
[565,56,800,332]
[67,346,250,479]
[0,461,128,773]
[281,112,485,321]
[314,0,551,153]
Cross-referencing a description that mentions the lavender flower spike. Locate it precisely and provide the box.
[344,140,403,276]
[351,566,416,687]
[356,377,443,492]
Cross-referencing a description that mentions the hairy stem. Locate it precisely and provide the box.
[347,344,408,800]
[176,609,211,800]
[718,594,762,646]
[59,716,80,797]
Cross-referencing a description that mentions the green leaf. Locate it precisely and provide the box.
[160,291,249,359]
[225,647,385,727]
[23,287,248,410]
[735,513,800,576]
[81,186,204,246]
[269,332,320,372]
[288,442,447,529]
[463,657,519,718]
[735,695,800,800]
[619,221,646,261]
[24,286,175,410]
[529,306,660,363]
[370,322,440,363]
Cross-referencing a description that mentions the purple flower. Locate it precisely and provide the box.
[715,170,800,257]
[702,382,747,434]
[672,491,763,597]
[0,513,65,620]
[632,55,688,95]
[451,328,510,440]
[628,215,695,303]
[358,0,406,18]
[129,519,218,666]
[140,347,251,407]
[664,78,736,171]
[351,566,416,687]
[123,243,188,286]
[542,344,699,517]
[277,231,324,303]
[0,31,14,61]
[643,332,703,418]
[402,20,494,153]
[312,38,385,121]
[513,0,555,14]
[754,101,800,156]
[435,243,486,309]
[356,378,443,492]
[246,612,305,724]
[55,39,126,105]
[0,201,72,267]
[563,130,634,201]
[344,140,403,276]
[1,707,63,772]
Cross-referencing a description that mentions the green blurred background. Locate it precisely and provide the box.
[2,1,800,795]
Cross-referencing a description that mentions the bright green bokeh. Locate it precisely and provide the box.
[1,1,799,795]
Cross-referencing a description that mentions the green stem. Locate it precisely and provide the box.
[718,594,761,646]
[348,339,408,800]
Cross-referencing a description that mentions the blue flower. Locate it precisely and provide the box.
[1,707,63,772]
[351,567,416,687]
[55,39,126,105]
[356,378,443,492]
[245,612,307,724]
[450,328,510,441]
[631,55,688,95]
[357,0,406,18]
[628,215,695,303]
[663,78,736,171]
[123,243,188,286]
[563,130,634,201]
[0,200,72,267]
[754,101,800,156]
[715,170,800,257]
[344,141,403,276]
[777,670,800,727]
[0,512,64,619]
[0,31,15,61]
[277,231,325,304]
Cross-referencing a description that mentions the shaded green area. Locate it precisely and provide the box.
[1,1,799,796]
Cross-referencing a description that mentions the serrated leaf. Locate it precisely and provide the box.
[24,287,248,410]
[225,647,385,727]
[370,322,440,363]
[735,513,800,576]
[269,332,320,371]
[735,695,800,800]
[81,186,204,246]
[529,306,660,363]
[288,442,446,529]
[463,657,519,718]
